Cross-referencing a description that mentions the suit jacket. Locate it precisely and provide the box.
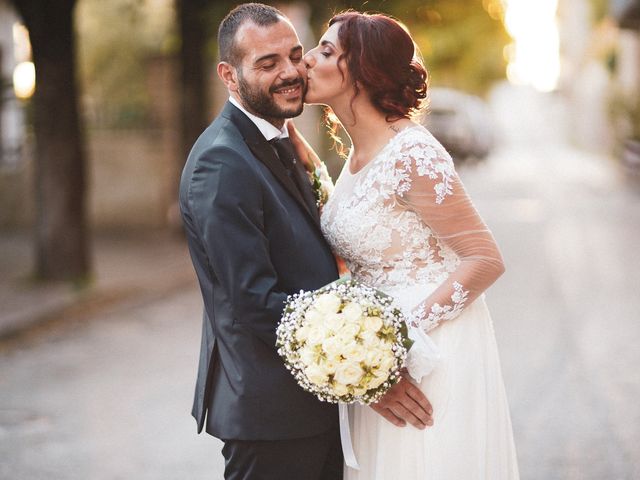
[179,101,340,440]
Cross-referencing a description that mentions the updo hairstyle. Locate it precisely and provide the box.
[329,11,428,121]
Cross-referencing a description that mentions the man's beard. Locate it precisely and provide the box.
[237,73,305,121]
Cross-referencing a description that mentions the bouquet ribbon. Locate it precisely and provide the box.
[339,403,360,470]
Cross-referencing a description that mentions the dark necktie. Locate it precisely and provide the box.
[269,137,317,216]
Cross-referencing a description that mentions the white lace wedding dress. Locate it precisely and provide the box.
[320,124,520,479]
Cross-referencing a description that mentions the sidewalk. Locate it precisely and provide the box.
[0,229,197,339]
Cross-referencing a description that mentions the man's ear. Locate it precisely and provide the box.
[217,62,239,92]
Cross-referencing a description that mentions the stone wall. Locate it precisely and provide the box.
[87,129,175,229]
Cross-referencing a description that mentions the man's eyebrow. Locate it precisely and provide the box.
[254,45,303,65]
[254,53,278,64]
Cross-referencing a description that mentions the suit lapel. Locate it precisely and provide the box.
[223,102,321,228]
[291,155,321,225]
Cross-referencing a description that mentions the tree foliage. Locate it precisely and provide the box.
[76,0,175,128]
[305,0,509,95]
[76,0,508,127]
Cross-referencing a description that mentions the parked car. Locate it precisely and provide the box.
[422,87,495,164]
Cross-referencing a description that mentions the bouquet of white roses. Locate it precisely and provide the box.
[276,278,413,404]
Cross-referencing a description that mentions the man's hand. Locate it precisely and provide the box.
[370,377,434,429]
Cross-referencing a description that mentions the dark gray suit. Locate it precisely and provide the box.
[179,101,342,479]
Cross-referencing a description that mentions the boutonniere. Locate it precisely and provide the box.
[308,165,334,209]
[285,121,334,210]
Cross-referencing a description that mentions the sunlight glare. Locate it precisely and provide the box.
[503,0,560,92]
[13,62,35,99]
[12,23,31,62]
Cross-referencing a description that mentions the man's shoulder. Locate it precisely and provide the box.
[193,113,244,156]
[184,119,253,174]
[199,100,249,148]
[179,125,260,209]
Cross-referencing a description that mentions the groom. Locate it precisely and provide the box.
[179,4,342,479]
[180,3,433,479]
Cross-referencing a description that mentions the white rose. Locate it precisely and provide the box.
[322,336,344,359]
[325,313,346,333]
[321,357,339,376]
[332,382,349,397]
[368,373,388,389]
[334,362,364,386]
[342,302,363,322]
[337,322,361,343]
[320,178,334,196]
[378,338,395,352]
[305,363,329,386]
[363,315,383,332]
[298,345,318,366]
[295,324,310,342]
[352,386,369,396]
[378,354,396,373]
[364,347,385,367]
[306,324,327,345]
[314,293,342,315]
[304,309,324,326]
[342,342,367,363]
[360,329,380,347]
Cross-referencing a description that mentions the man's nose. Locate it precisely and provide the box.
[281,59,300,78]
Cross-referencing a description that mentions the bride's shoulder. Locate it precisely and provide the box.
[389,123,453,166]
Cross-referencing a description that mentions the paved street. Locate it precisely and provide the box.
[469,85,640,479]
[0,288,224,479]
[1,86,639,479]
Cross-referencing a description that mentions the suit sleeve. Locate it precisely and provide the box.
[187,145,287,347]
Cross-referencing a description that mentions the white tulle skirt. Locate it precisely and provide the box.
[345,288,520,480]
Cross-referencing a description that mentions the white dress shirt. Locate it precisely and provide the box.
[228,96,289,141]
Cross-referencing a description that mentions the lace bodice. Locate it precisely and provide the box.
[320,124,504,333]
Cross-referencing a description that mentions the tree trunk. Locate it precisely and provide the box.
[177,0,210,161]
[10,0,90,281]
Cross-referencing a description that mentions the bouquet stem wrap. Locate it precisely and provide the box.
[339,403,359,469]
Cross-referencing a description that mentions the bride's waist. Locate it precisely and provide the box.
[378,281,439,296]
[350,268,451,290]
[349,274,441,302]
[380,282,440,314]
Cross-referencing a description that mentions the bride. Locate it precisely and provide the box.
[291,11,520,479]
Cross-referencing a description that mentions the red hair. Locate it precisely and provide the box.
[329,11,428,121]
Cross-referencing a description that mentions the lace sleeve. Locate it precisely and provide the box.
[394,131,505,333]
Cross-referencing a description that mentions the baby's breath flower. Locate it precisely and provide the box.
[276,278,412,404]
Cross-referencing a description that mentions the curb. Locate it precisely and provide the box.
[0,269,196,342]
